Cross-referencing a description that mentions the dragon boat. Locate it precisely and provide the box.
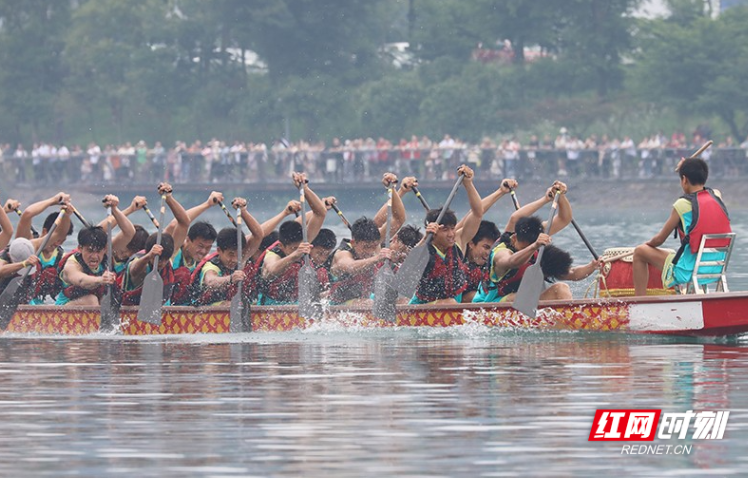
[3,291,748,337]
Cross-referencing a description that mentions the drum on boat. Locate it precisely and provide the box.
[598,247,676,297]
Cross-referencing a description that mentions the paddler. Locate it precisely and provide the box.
[410,164,484,304]
[258,172,327,305]
[327,173,405,305]
[118,183,190,305]
[0,238,40,299]
[632,156,732,296]
[11,193,74,304]
[473,182,599,303]
[454,178,518,302]
[55,195,135,306]
[165,191,224,304]
[189,197,263,306]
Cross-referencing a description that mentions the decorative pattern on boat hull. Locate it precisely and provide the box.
[7,309,100,335]
[3,293,748,337]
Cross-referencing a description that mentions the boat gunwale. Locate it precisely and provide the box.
[14,290,748,314]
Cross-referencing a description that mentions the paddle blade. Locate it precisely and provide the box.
[99,287,120,332]
[373,267,398,322]
[0,277,24,330]
[163,283,175,302]
[136,271,165,325]
[511,262,546,318]
[298,262,321,320]
[229,283,251,333]
[395,243,430,298]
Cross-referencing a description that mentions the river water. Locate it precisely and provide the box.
[1,207,747,476]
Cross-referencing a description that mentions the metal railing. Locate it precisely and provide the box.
[7,146,747,186]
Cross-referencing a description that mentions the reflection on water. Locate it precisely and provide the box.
[12,205,748,475]
[1,331,747,477]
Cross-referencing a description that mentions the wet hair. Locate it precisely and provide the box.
[145,232,175,260]
[126,225,149,253]
[425,208,457,228]
[259,230,279,252]
[396,224,423,248]
[43,212,74,236]
[514,216,544,244]
[312,228,337,250]
[679,157,708,185]
[471,220,500,245]
[216,227,246,251]
[279,221,303,245]
[188,221,217,242]
[78,226,107,250]
[351,217,381,243]
[540,244,573,281]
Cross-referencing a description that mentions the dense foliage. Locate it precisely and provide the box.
[0,0,745,146]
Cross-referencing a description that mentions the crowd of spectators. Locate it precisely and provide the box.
[5,130,748,186]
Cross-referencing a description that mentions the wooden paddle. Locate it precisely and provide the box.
[142,205,160,229]
[69,205,93,228]
[229,207,250,332]
[395,174,465,298]
[136,195,167,325]
[329,202,352,230]
[508,184,520,211]
[297,184,321,319]
[411,186,431,210]
[12,208,39,238]
[512,191,561,318]
[373,181,398,322]
[0,209,67,329]
[674,140,713,171]
[217,200,238,227]
[571,218,599,260]
[99,205,119,331]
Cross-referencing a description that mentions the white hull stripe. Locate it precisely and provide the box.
[628,301,704,331]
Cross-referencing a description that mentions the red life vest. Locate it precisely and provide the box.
[246,242,277,303]
[169,249,199,305]
[259,243,301,303]
[189,252,237,306]
[118,251,177,306]
[415,244,468,302]
[33,246,65,301]
[328,240,379,304]
[241,258,260,301]
[464,259,488,294]
[59,251,109,301]
[673,188,732,264]
[259,242,327,304]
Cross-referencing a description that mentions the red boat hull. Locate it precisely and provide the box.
[4,292,748,337]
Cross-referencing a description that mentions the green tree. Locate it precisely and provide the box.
[555,0,641,98]
[0,0,71,141]
[358,71,423,139]
[633,6,748,140]
[64,0,165,141]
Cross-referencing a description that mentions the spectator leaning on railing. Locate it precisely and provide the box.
[7,131,748,187]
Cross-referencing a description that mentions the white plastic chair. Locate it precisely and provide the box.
[683,233,736,294]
